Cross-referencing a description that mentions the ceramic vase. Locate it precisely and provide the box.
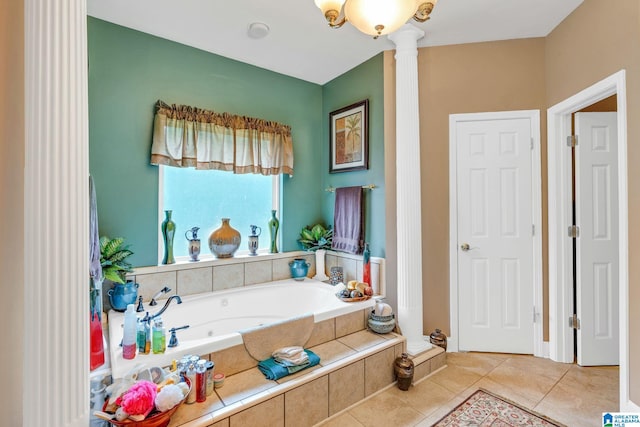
[363,242,371,285]
[268,210,279,253]
[394,353,414,391]
[209,218,241,258]
[161,210,176,264]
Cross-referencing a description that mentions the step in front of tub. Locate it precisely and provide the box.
[168,331,446,427]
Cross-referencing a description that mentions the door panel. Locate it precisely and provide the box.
[457,118,534,353]
[575,112,619,366]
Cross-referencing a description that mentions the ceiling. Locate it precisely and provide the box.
[87,0,583,85]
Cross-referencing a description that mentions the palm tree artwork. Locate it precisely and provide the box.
[336,112,362,165]
[344,112,362,163]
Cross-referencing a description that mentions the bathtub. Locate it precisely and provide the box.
[107,278,375,378]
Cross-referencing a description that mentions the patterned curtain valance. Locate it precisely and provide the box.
[151,100,294,176]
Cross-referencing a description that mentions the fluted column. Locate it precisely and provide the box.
[24,0,89,425]
[388,25,432,355]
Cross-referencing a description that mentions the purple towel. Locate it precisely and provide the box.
[331,186,364,254]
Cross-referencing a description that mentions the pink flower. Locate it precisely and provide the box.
[120,380,157,416]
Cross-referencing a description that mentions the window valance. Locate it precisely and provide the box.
[151,100,294,176]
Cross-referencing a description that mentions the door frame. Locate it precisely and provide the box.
[449,110,544,356]
[547,70,633,409]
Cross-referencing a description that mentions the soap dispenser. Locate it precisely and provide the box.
[122,304,137,360]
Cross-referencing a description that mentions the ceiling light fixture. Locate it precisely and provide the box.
[314,0,437,39]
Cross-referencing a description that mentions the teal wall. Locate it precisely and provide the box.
[320,54,385,257]
[88,17,384,266]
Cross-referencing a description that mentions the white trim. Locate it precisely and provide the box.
[546,70,631,408]
[449,110,543,355]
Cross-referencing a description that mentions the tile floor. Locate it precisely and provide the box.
[318,352,619,427]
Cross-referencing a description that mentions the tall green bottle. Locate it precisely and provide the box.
[268,210,279,253]
[161,210,176,264]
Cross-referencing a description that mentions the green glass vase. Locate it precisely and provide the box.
[268,210,279,253]
[161,210,176,264]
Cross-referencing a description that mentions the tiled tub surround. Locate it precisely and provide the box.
[108,278,376,378]
[102,250,386,312]
[163,309,446,427]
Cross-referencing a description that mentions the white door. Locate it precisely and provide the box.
[456,117,534,354]
[575,112,619,366]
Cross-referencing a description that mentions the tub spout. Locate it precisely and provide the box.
[149,295,182,321]
[149,286,171,306]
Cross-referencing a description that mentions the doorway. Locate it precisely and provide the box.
[547,70,630,408]
[449,110,543,355]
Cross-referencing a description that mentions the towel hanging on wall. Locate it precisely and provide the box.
[331,186,364,254]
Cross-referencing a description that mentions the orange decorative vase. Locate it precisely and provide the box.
[208,218,241,258]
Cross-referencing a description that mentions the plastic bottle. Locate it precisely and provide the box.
[122,304,137,360]
[137,315,150,354]
[152,317,166,354]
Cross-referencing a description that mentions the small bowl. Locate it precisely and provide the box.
[368,312,396,334]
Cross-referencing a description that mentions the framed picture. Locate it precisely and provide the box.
[329,99,369,173]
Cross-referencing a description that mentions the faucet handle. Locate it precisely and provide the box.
[168,325,189,348]
[136,295,145,312]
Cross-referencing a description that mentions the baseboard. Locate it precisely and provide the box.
[621,399,640,412]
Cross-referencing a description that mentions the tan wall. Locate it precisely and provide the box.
[384,38,547,339]
[545,0,640,403]
[0,0,24,424]
[384,0,640,404]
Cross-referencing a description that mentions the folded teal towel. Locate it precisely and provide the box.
[258,350,320,380]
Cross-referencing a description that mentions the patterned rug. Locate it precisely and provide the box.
[433,389,566,426]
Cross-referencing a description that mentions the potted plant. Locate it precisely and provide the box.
[101,236,137,312]
[298,223,333,251]
[298,223,333,281]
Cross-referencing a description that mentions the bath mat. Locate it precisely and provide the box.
[240,313,314,361]
[433,388,566,426]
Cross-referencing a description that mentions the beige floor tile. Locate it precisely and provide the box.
[385,379,456,417]
[414,395,465,427]
[214,368,276,406]
[337,330,388,352]
[348,391,425,427]
[445,351,507,376]
[534,366,619,427]
[484,362,563,403]
[501,353,572,381]
[428,363,483,395]
[318,412,365,427]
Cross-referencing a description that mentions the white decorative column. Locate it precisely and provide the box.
[24,0,89,426]
[388,25,432,355]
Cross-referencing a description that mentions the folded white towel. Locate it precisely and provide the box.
[272,346,304,359]
[274,352,309,366]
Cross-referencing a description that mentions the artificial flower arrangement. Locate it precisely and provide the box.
[95,366,189,426]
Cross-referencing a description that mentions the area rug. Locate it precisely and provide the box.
[433,389,566,426]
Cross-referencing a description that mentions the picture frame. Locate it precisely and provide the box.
[329,99,369,173]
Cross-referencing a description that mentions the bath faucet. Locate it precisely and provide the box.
[149,286,171,306]
[147,295,182,322]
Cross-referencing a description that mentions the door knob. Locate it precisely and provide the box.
[460,243,470,252]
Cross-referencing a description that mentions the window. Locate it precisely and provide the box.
[159,165,280,261]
